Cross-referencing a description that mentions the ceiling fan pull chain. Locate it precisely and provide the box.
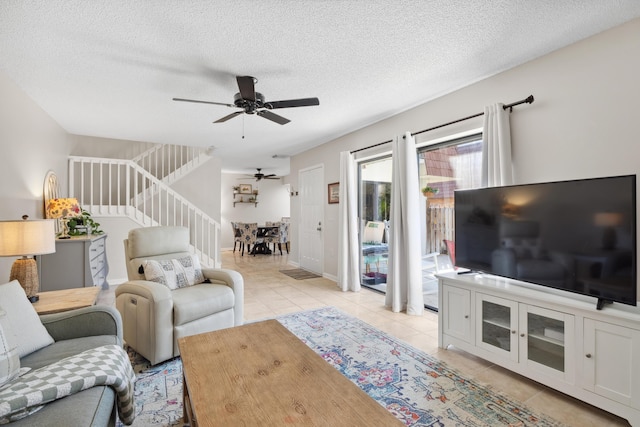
[242,114,245,139]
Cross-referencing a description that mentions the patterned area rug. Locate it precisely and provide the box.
[280,268,321,280]
[279,307,566,427]
[119,307,566,426]
[117,350,183,426]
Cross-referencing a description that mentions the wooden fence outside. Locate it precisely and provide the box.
[426,205,455,254]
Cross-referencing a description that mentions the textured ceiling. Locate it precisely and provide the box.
[2,1,640,176]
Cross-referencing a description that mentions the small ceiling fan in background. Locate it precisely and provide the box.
[241,168,281,181]
[173,76,319,125]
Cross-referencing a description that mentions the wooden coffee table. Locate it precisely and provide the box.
[178,320,402,426]
[32,287,101,315]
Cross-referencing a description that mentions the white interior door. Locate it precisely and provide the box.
[299,165,324,274]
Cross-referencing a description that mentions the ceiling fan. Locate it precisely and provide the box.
[173,76,319,125]
[245,168,280,181]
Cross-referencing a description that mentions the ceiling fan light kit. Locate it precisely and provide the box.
[173,76,319,125]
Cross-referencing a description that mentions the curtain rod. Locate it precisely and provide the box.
[350,139,394,154]
[411,94,534,137]
[351,95,535,153]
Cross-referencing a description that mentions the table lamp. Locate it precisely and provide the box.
[0,216,56,302]
[46,197,81,239]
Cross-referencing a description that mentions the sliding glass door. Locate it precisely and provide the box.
[418,134,483,309]
[359,156,392,293]
[355,134,482,311]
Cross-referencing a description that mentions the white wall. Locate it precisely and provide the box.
[171,156,223,225]
[91,216,140,284]
[69,134,155,159]
[220,173,291,249]
[0,71,70,280]
[289,19,640,283]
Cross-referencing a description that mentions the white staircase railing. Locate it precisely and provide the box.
[132,144,208,185]
[68,156,221,268]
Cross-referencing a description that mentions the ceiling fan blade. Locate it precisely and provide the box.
[266,97,320,109]
[214,111,243,123]
[257,110,290,125]
[173,97,234,107]
[236,76,256,101]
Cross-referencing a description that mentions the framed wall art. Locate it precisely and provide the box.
[239,184,253,194]
[328,182,339,204]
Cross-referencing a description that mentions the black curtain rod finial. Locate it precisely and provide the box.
[503,94,535,111]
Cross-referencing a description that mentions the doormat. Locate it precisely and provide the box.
[280,268,321,280]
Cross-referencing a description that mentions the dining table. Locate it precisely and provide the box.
[250,225,279,255]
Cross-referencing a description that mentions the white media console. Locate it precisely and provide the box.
[437,271,640,426]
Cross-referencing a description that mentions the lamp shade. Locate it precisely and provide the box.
[594,212,623,227]
[46,198,81,219]
[0,220,56,257]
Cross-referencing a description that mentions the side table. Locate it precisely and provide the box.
[32,287,101,315]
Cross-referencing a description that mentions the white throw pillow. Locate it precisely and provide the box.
[0,281,54,358]
[142,255,205,290]
[0,307,20,387]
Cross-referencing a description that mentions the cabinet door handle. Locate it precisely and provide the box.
[586,353,592,358]
[511,330,516,334]
[464,315,469,319]
[520,333,525,337]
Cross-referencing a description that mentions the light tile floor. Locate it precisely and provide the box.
[101,249,630,427]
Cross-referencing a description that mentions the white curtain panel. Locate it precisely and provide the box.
[337,151,361,292]
[385,133,424,315]
[481,103,514,187]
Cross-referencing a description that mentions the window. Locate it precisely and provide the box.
[418,133,483,310]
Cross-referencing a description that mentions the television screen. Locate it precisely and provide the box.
[454,175,637,308]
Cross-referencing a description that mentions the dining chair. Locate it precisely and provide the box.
[237,223,259,256]
[277,221,290,255]
[231,222,242,253]
[262,222,280,253]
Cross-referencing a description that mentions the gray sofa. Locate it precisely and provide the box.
[13,305,123,427]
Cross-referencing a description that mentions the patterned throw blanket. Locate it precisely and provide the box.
[0,345,135,425]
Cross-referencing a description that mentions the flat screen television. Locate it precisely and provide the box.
[454,175,636,309]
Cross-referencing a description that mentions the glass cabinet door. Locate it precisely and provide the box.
[476,294,518,361]
[520,305,574,382]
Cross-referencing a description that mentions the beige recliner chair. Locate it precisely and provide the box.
[115,226,244,365]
